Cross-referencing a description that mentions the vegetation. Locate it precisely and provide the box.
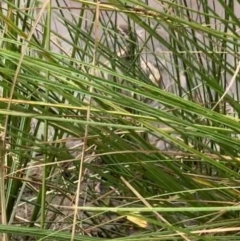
[1,0,240,240]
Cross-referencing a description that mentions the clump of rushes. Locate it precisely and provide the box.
[0,1,240,241]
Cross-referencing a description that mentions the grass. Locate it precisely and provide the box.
[1,0,240,240]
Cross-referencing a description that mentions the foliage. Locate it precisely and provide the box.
[1,0,240,240]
